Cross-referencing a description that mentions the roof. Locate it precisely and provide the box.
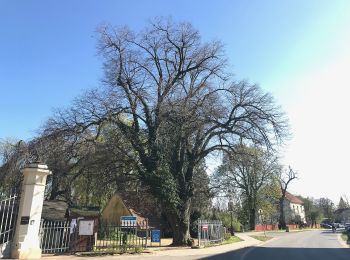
[335,208,350,214]
[42,200,68,221]
[101,194,131,224]
[70,207,100,218]
[41,200,100,221]
[285,192,304,205]
[129,208,149,228]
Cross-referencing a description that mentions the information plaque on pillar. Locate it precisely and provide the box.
[78,220,94,235]
[20,216,30,225]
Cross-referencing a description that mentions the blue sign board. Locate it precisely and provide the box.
[121,216,137,221]
[120,216,137,226]
[151,229,161,242]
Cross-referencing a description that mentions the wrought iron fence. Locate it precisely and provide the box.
[39,220,72,254]
[197,219,224,247]
[0,194,19,257]
[93,220,148,253]
[39,219,149,255]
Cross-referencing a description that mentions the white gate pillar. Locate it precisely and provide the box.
[11,163,51,259]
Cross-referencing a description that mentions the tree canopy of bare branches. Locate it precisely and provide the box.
[41,18,288,245]
[277,166,297,229]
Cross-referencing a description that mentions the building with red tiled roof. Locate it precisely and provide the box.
[283,192,306,224]
[285,192,304,205]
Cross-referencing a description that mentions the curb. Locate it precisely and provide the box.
[146,237,262,257]
[238,235,281,260]
[259,236,278,246]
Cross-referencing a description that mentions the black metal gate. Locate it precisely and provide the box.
[0,194,19,258]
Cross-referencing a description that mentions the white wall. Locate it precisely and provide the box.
[283,200,306,224]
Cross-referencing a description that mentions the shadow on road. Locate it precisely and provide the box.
[321,230,346,233]
[200,247,350,260]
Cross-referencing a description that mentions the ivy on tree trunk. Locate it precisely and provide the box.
[42,18,288,245]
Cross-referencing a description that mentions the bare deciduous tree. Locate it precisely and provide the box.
[278,166,297,229]
[0,139,32,195]
[44,19,288,245]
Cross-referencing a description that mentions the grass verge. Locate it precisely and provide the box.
[221,235,243,245]
[250,235,272,242]
[289,228,320,232]
[195,235,243,249]
[341,233,349,243]
[76,245,145,256]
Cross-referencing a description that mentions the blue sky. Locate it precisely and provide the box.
[1,1,350,201]
[0,0,342,139]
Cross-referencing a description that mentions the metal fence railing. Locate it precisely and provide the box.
[197,219,224,247]
[39,219,149,254]
[39,220,71,254]
[93,220,148,252]
[0,194,19,257]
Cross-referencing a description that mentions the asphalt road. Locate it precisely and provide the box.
[201,230,350,260]
[69,230,349,260]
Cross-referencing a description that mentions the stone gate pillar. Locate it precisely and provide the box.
[11,163,51,259]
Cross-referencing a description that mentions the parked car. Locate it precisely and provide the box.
[345,223,350,232]
[320,223,332,229]
[331,223,342,228]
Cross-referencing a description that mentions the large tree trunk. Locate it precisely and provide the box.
[170,216,191,246]
[165,198,192,246]
[279,198,286,229]
[249,208,256,230]
[49,172,59,200]
[246,195,256,230]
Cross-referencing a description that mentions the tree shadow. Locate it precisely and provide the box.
[200,247,350,260]
[321,229,346,234]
